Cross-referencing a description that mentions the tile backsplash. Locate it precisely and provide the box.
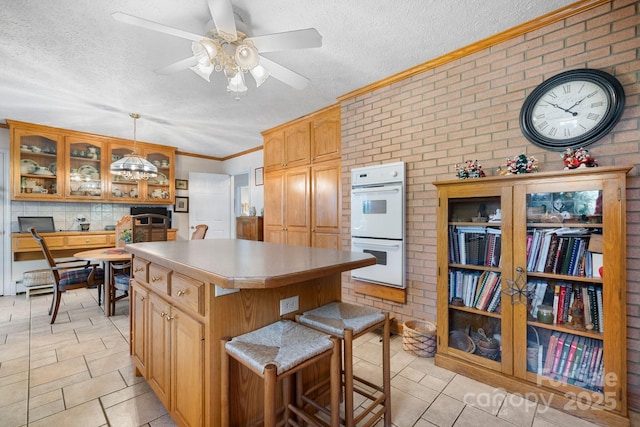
[10,201,160,232]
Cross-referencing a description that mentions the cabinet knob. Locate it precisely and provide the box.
[177,289,185,297]
[140,296,145,301]
[134,267,144,273]
[160,312,167,318]
[165,315,174,321]
[85,239,90,243]
[151,276,161,282]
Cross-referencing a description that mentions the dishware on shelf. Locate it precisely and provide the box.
[77,164,98,177]
[33,167,53,176]
[20,159,39,174]
[48,162,57,176]
[30,146,42,153]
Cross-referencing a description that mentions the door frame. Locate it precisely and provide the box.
[1,148,11,294]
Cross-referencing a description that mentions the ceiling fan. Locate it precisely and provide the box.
[112,0,322,95]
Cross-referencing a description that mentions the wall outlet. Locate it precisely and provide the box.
[279,295,299,316]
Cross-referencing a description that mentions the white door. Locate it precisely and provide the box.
[188,172,231,239]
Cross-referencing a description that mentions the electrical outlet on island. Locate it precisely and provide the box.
[279,295,299,316]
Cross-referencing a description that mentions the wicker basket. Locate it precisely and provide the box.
[23,269,54,287]
[402,319,437,357]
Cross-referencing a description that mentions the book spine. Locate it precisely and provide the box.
[596,287,604,334]
[543,332,559,376]
[562,336,579,382]
[588,286,599,332]
[556,334,573,381]
[551,333,566,378]
[557,285,567,324]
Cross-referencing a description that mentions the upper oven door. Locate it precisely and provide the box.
[351,184,403,239]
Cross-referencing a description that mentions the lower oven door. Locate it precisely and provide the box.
[351,237,405,288]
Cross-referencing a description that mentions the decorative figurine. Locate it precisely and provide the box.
[454,160,485,179]
[500,154,539,175]
[568,297,586,331]
[562,147,598,170]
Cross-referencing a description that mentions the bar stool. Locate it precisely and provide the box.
[221,320,341,427]
[298,302,391,427]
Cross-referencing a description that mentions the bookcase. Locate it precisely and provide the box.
[433,165,631,426]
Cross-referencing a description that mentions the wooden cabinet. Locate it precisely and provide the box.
[11,230,177,261]
[236,216,264,241]
[263,104,341,249]
[311,160,341,250]
[433,165,631,426]
[9,120,176,204]
[264,167,310,246]
[132,261,205,427]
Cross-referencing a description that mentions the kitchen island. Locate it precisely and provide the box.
[125,239,376,427]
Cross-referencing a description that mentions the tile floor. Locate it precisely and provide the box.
[0,288,637,427]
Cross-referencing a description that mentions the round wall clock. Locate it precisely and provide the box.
[519,69,625,151]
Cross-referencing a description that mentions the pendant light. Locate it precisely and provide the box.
[110,113,158,180]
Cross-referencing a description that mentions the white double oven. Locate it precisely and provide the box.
[350,162,405,288]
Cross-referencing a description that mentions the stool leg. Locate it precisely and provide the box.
[220,337,231,427]
[330,337,341,427]
[343,328,354,427]
[383,313,391,426]
[264,364,277,427]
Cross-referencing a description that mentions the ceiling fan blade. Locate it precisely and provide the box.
[155,57,198,74]
[112,12,203,42]
[248,29,322,53]
[259,56,309,90]
[207,0,237,41]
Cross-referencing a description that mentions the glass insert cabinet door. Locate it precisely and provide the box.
[66,136,104,199]
[143,147,171,202]
[15,129,62,197]
[439,184,514,375]
[108,142,141,201]
[513,178,619,407]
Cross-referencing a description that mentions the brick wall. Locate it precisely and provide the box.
[340,0,640,408]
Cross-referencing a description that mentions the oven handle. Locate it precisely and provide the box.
[353,241,401,249]
[351,187,401,195]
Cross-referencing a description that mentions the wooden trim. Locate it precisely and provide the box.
[261,103,340,136]
[353,281,406,304]
[176,144,263,161]
[0,122,9,129]
[337,0,611,103]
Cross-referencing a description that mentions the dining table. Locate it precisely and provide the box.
[73,247,131,316]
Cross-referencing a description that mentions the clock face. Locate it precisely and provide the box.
[520,69,625,151]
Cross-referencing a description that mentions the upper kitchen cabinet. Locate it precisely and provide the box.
[310,105,341,163]
[11,124,65,200]
[262,104,341,172]
[65,135,107,201]
[9,120,176,204]
[263,121,310,172]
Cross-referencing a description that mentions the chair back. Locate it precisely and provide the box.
[115,215,132,248]
[131,214,169,242]
[29,228,60,283]
[191,224,208,240]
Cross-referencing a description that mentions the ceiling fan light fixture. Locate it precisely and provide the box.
[227,72,247,94]
[250,64,270,87]
[234,42,259,71]
[110,113,158,181]
[189,62,214,81]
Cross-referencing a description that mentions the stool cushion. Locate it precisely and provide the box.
[225,320,333,376]
[59,268,104,287]
[300,302,385,337]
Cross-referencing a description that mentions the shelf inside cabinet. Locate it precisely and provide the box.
[527,319,602,340]
[22,173,56,179]
[527,271,603,284]
[449,304,501,319]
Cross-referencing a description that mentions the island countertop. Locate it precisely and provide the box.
[125,238,376,289]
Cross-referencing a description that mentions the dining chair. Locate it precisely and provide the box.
[30,227,104,324]
[191,224,208,240]
[111,214,169,312]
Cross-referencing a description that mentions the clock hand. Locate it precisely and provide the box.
[543,100,578,116]
[566,96,588,113]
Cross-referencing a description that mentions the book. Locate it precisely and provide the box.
[556,284,567,324]
[562,335,579,382]
[543,332,559,376]
[536,232,553,272]
[486,277,503,312]
[588,286,599,333]
[568,336,585,384]
[475,271,497,310]
[555,334,574,381]
[544,233,560,273]
[552,284,560,325]
[551,333,567,378]
[591,252,604,278]
[596,287,604,334]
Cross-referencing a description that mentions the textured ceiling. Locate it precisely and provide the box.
[0,0,576,158]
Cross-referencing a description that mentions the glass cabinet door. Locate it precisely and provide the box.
[15,129,63,198]
[514,180,610,397]
[440,185,513,374]
[142,147,172,202]
[107,142,141,202]
[65,136,105,199]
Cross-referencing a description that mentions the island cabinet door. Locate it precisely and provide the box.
[131,282,149,376]
[171,306,205,427]
[148,293,172,408]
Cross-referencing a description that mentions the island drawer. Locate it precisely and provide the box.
[171,272,204,315]
[148,263,172,294]
[132,257,150,283]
